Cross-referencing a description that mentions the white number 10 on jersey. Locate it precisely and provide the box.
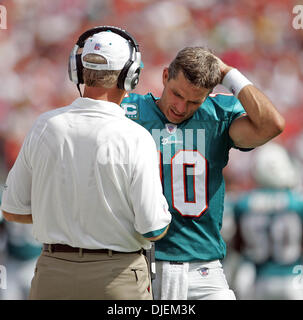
[159,150,208,218]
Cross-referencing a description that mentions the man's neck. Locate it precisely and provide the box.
[83,86,126,105]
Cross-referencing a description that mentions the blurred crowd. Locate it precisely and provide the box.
[0,0,303,299]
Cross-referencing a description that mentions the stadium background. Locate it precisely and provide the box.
[0,0,302,299]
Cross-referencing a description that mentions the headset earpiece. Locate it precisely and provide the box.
[75,53,84,84]
[117,59,141,91]
[68,45,81,84]
[68,26,141,91]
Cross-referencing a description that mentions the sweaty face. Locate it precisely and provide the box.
[157,69,210,124]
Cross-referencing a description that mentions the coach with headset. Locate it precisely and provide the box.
[1,26,171,300]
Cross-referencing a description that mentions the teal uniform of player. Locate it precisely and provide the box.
[122,92,246,262]
[234,188,303,277]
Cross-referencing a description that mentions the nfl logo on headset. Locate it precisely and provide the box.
[94,43,101,50]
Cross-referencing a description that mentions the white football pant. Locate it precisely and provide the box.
[152,260,236,300]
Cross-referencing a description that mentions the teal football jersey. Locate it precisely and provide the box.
[234,189,303,277]
[122,92,246,261]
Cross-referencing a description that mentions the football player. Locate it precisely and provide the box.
[122,47,284,299]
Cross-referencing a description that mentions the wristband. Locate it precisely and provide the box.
[222,69,252,97]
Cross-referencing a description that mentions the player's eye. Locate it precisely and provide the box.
[173,91,182,99]
[189,101,201,106]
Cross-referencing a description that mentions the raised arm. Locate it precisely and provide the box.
[218,59,285,149]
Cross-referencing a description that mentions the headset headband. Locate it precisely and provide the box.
[76,26,140,52]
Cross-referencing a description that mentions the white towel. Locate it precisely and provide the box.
[160,262,189,300]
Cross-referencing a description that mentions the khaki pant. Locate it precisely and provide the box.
[29,250,152,300]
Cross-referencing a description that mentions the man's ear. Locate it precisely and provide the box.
[162,67,169,87]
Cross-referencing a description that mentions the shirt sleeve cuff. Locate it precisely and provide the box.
[142,225,167,239]
[0,204,31,215]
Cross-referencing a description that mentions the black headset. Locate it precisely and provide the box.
[68,26,142,92]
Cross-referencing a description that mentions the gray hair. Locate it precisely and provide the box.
[168,47,221,89]
[82,54,121,88]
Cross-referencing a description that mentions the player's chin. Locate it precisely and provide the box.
[167,109,186,124]
[167,117,184,124]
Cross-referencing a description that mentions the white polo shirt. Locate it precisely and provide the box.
[1,98,171,251]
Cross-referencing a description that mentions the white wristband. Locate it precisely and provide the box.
[222,69,252,97]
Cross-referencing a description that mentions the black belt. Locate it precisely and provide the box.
[43,244,142,255]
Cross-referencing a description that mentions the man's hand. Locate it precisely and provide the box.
[214,56,233,83]
[211,54,285,149]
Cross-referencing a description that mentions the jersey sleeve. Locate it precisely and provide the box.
[230,98,247,122]
[1,135,32,215]
[129,129,171,238]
